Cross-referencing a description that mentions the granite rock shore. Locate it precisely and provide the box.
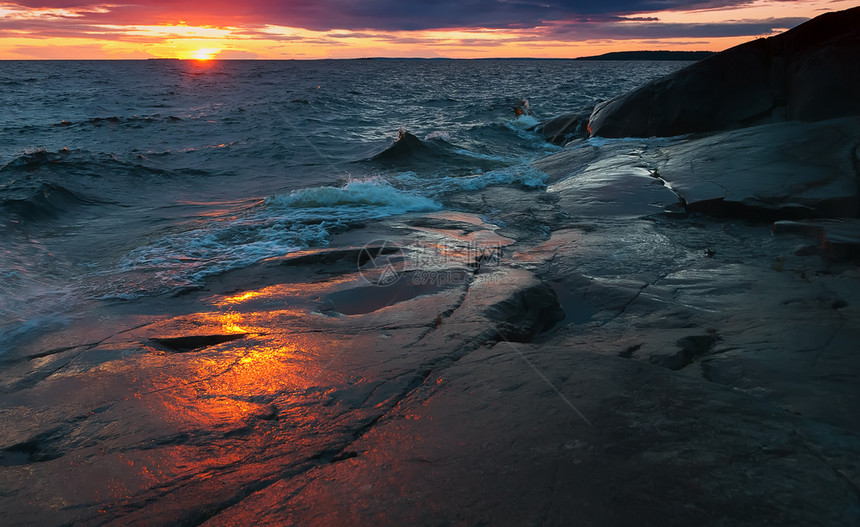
[588,6,860,138]
[2,7,860,527]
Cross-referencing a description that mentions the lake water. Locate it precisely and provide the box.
[0,59,688,350]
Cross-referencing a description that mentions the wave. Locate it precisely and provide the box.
[115,178,441,294]
[266,177,440,212]
[396,164,549,194]
[0,148,173,180]
[0,182,113,224]
[509,114,540,129]
[0,149,211,225]
[363,128,507,174]
[50,114,186,128]
[367,128,443,164]
[0,77,38,88]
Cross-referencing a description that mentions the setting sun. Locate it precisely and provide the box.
[191,48,221,60]
[1,0,855,59]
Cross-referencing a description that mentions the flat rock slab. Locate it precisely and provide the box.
[535,138,683,219]
[655,118,860,218]
[774,218,860,261]
[538,118,860,221]
[3,136,860,526]
[204,344,860,527]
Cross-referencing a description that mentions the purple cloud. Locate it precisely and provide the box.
[4,0,801,32]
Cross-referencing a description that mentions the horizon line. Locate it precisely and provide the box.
[0,52,716,62]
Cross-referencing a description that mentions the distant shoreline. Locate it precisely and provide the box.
[573,50,715,61]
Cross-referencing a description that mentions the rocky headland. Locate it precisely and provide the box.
[588,6,860,138]
[2,7,860,527]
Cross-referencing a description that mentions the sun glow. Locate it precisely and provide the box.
[0,0,851,59]
[191,47,220,60]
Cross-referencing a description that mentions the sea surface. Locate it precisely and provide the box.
[0,59,688,350]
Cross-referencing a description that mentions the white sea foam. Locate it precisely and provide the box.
[511,114,540,128]
[396,164,549,193]
[1,60,697,349]
[266,178,440,212]
[424,130,452,142]
[115,178,441,294]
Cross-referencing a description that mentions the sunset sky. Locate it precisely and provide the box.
[0,0,856,59]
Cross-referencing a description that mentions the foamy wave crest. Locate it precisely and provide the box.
[265,178,441,213]
[424,130,451,142]
[510,114,540,128]
[396,164,549,194]
[459,165,548,190]
[113,178,440,296]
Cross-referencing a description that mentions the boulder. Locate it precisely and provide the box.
[533,112,590,145]
[588,7,860,138]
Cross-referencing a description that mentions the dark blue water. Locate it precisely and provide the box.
[0,59,688,346]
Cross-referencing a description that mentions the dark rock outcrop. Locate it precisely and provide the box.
[536,116,860,220]
[574,50,714,61]
[588,7,860,138]
[654,117,860,219]
[773,218,860,261]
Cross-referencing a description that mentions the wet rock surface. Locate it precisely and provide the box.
[2,171,859,525]
[537,117,860,220]
[774,219,860,262]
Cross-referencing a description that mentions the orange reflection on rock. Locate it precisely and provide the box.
[148,304,335,430]
[218,312,250,334]
[163,345,301,426]
[214,278,356,309]
[219,290,264,305]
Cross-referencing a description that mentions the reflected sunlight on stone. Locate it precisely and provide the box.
[142,286,343,428]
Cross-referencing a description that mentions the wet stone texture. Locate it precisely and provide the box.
[2,153,860,526]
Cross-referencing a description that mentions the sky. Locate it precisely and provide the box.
[0,0,856,59]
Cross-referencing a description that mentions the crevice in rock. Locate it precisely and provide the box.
[136,354,248,398]
[322,270,470,316]
[150,333,248,352]
[590,282,650,331]
[0,355,79,394]
[810,321,845,370]
[485,281,566,342]
[619,343,643,358]
[415,285,471,343]
[24,344,88,361]
[280,245,402,268]
[684,198,823,222]
[650,334,719,371]
[0,427,68,466]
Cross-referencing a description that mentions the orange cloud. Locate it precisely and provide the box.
[0,0,855,59]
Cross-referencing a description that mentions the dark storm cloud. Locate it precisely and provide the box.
[5,1,799,31]
[544,17,810,39]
